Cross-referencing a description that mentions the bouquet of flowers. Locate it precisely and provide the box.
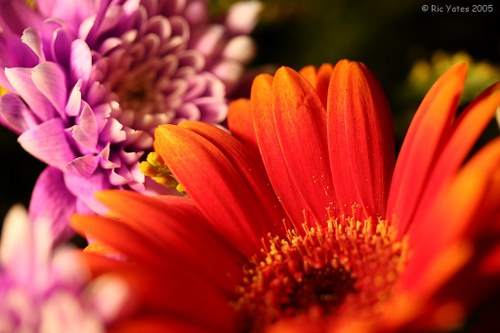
[0,1,499,332]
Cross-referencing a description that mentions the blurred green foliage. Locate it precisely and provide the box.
[404,50,500,103]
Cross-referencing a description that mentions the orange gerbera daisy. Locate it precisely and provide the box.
[72,60,500,332]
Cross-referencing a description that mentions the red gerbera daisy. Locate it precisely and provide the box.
[72,60,500,332]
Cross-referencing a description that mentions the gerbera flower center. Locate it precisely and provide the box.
[234,216,408,332]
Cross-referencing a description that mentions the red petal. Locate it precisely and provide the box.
[315,63,334,108]
[123,268,238,331]
[480,241,500,275]
[72,214,165,266]
[253,68,337,227]
[110,315,226,333]
[154,124,264,256]
[327,60,395,218]
[387,62,467,237]
[178,121,288,236]
[227,97,260,157]
[298,64,334,108]
[251,73,310,227]
[108,314,236,333]
[432,229,500,310]
[81,251,124,276]
[94,190,244,292]
[298,65,317,87]
[399,137,500,295]
[408,83,500,234]
[74,212,240,330]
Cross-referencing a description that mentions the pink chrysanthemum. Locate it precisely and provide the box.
[0,0,261,241]
[0,204,129,332]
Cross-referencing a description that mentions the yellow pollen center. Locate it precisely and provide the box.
[234,216,408,332]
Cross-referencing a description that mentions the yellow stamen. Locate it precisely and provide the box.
[25,0,36,8]
[139,152,186,194]
[234,216,408,332]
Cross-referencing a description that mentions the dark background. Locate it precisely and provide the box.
[1,0,499,219]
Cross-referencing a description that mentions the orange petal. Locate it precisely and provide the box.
[81,251,125,276]
[480,236,500,275]
[227,97,259,157]
[387,62,467,237]
[315,63,334,108]
[179,121,288,236]
[299,63,334,108]
[107,262,238,331]
[154,124,263,256]
[74,217,239,330]
[272,66,338,222]
[408,83,500,234]
[84,240,121,257]
[72,214,165,266]
[254,67,337,227]
[74,213,239,330]
[298,65,317,87]
[251,73,313,227]
[94,190,243,292]
[404,240,473,300]
[327,60,395,218]
[110,315,224,333]
[130,269,238,330]
[432,232,500,310]
[399,137,500,294]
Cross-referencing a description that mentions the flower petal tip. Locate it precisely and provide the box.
[94,188,146,205]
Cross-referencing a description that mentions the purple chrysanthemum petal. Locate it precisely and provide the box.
[70,39,92,85]
[18,119,76,169]
[50,27,74,67]
[21,28,46,62]
[68,155,101,178]
[72,104,99,152]
[223,35,255,63]
[99,116,126,143]
[4,67,57,120]
[41,0,100,33]
[184,0,209,25]
[32,62,68,113]
[0,93,38,134]
[66,83,83,117]
[0,0,42,35]
[224,0,262,35]
[28,167,77,242]
[191,25,226,59]
[0,207,31,270]
[63,172,111,215]
[0,32,39,73]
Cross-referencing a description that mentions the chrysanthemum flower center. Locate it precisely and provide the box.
[94,15,210,136]
[234,216,408,331]
[115,66,164,115]
[105,47,180,131]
